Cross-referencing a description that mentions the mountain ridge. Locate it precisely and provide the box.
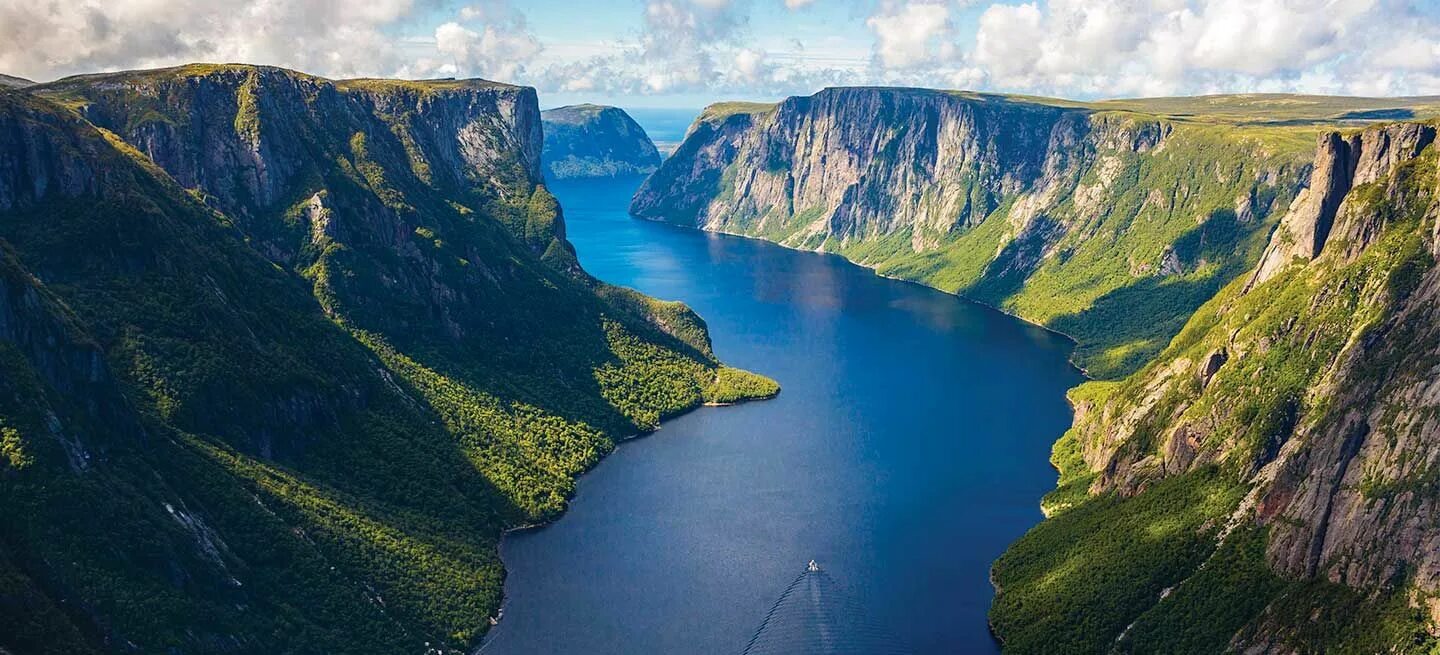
[637,85,1440,652]
[0,73,32,89]
[993,118,1440,654]
[632,86,1401,378]
[0,64,774,654]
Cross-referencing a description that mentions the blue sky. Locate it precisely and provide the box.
[4,1,1440,109]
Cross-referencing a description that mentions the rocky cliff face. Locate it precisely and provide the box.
[541,103,660,179]
[0,66,773,654]
[40,66,556,256]
[994,121,1440,653]
[648,86,1440,651]
[634,89,1087,241]
[634,88,1316,378]
[1249,124,1437,288]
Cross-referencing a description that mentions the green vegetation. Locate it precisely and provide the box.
[850,117,1313,378]
[0,65,775,654]
[1092,93,1440,127]
[0,425,29,470]
[233,70,260,143]
[333,76,518,94]
[1116,527,1289,653]
[703,367,781,404]
[1037,381,1116,516]
[993,130,1440,651]
[1106,526,1432,654]
[991,467,1245,654]
[641,89,1395,379]
[697,101,776,124]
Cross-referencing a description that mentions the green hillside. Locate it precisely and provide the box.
[636,89,1440,378]
[0,67,773,654]
[993,121,1440,653]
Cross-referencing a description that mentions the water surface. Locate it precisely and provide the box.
[482,176,1082,654]
[624,107,698,155]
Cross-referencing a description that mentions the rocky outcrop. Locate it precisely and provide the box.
[1088,122,1439,492]
[0,94,104,210]
[0,66,771,655]
[38,66,552,256]
[633,88,1090,242]
[32,66,583,349]
[635,87,1314,379]
[1026,120,1440,650]
[541,103,660,179]
[1248,124,1436,288]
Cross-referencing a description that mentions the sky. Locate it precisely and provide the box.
[3,0,1440,109]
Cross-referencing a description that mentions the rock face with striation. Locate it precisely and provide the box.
[1249,123,1437,288]
[638,85,1440,651]
[0,65,773,655]
[633,88,1321,378]
[541,103,661,179]
[993,121,1440,653]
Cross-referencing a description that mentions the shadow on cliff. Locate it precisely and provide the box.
[1018,207,1264,379]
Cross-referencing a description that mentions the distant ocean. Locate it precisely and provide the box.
[624,107,701,156]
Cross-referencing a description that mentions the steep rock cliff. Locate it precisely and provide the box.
[0,67,774,654]
[993,121,1440,653]
[541,103,661,179]
[635,89,1338,378]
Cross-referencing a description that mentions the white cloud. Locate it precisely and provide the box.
[971,3,1042,79]
[734,49,767,82]
[427,11,541,81]
[1181,0,1372,75]
[2,0,1439,99]
[0,0,418,81]
[867,2,955,69]
[870,0,1440,98]
[0,0,546,84]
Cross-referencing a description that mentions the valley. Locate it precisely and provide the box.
[642,89,1440,652]
[0,66,773,654]
[480,173,1080,654]
[5,62,1440,655]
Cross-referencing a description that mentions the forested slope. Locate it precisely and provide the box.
[993,121,1440,653]
[0,66,773,654]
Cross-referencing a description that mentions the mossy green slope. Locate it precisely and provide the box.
[0,66,773,654]
[634,89,1440,379]
[992,122,1440,652]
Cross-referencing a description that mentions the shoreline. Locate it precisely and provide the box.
[635,213,1090,643]
[481,207,1080,654]
[476,379,776,653]
[639,216,1093,381]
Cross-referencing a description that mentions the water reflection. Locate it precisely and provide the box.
[482,176,1082,655]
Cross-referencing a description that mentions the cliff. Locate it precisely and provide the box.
[541,103,661,179]
[0,66,773,654]
[639,86,1440,652]
[992,121,1440,653]
[633,89,1440,379]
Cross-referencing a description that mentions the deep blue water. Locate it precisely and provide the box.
[480,176,1082,654]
